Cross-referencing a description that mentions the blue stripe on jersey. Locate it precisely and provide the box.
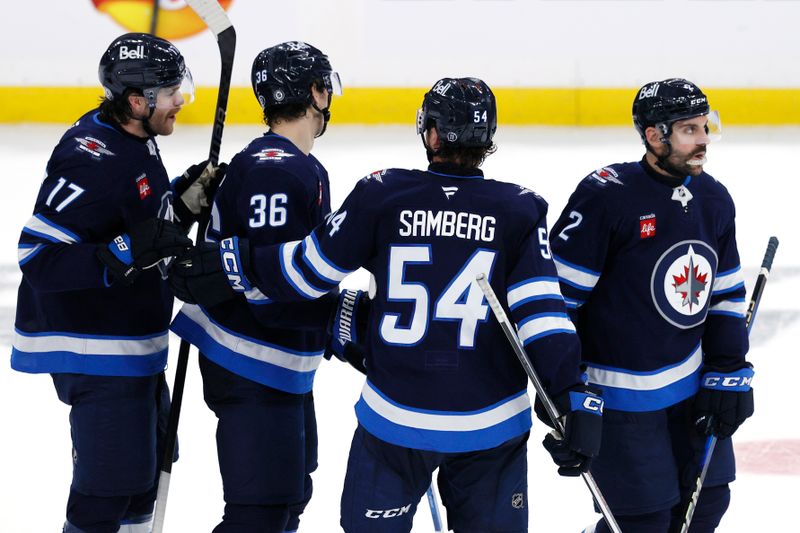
[170,304,323,394]
[506,277,564,310]
[18,243,43,265]
[516,312,576,345]
[10,329,168,376]
[22,214,81,244]
[553,254,600,292]
[712,266,744,294]
[708,297,747,318]
[354,381,532,453]
[279,241,330,299]
[585,343,703,411]
[300,232,352,285]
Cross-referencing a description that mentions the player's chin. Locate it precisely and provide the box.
[158,115,178,136]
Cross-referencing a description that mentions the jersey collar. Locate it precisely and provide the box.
[427,162,484,179]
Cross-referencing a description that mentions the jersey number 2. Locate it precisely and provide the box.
[380,245,497,349]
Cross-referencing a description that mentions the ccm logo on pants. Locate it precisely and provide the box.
[365,504,412,519]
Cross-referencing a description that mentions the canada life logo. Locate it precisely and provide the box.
[91,0,234,40]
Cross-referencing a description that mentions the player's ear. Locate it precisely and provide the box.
[645,125,663,147]
[427,127,441,151]
[127,93,147,116]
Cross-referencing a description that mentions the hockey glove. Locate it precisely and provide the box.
[169,237,252,308]
[536,386,604,477]
[326,289,369,375]
[172,161,227,227]
[693,363,754,438]
[97,218,192,286]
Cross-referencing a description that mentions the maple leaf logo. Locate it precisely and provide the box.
[672,255,708,311]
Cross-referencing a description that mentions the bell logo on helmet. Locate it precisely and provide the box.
[432,80,452,97]
[639,82,660,100]
[273,89,285,102]
[119,45,144,60]
[447,132,458,142]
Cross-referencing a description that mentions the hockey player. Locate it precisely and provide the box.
[170,77,604,533]
[10,33,216,533]
[550,79,755,532]
[169,41,342,533]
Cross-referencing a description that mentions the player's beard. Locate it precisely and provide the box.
[148,107,180,136]
[663,147,707,177]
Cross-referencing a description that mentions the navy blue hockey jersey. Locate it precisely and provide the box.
[12,110,175,377]
[550,160,749,412]
[242,163,585,453]
[171,132,334,394]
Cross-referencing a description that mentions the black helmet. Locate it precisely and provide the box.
[251,41,340,109]
[632,78,710,142]
[99,33,191,109]
[417,77,497,148]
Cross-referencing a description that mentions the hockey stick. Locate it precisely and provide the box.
[152,2,235,532]
[678,236,779,533]
[426,482,443,532]
[476,274,622,533]
[149,0,159,35]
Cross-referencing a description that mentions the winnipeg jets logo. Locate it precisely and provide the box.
[671,252,709,312]
[75,137,115,159]
[253,148,295,162]
[651,241,717,329]
[442,186,458,199]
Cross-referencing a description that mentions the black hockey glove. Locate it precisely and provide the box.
[97,218,192,286]
[535,385,604,477]
[169,236,252,308]
[172,161,227,227]
[693,363,754,438]
[326,289,369,375]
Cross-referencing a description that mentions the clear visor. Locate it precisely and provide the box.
[324,71,343,96]
[148,68,195,110]
[666,110,721,146]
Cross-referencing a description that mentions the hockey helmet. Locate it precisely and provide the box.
[251,41,341,110]
[632,78,718,143]
[417,77,497,148]
[99,33,193,109]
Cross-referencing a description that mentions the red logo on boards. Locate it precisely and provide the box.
[640,214,656,238]
[136,174,151,200]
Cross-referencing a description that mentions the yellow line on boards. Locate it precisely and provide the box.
[1,86,798,125]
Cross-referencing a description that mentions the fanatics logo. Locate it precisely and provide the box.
[441,186,458,199]
[252,147,295,162]
[639,214,656,239]
[136,174,152,200]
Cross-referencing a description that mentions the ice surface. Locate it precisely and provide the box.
[1,124,797,532]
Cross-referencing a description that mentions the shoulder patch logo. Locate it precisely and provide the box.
[442,186,458,199]
[651,240,718,329]
[590,167,623,185]
[252,147,295,162]
[74,137,115,159]
[639,213,656,239]
[365,169,386,183]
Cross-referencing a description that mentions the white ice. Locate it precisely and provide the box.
[0,124,797,532]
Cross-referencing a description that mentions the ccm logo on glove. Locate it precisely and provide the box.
[702,368,754,391]
[220,237,252,292]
